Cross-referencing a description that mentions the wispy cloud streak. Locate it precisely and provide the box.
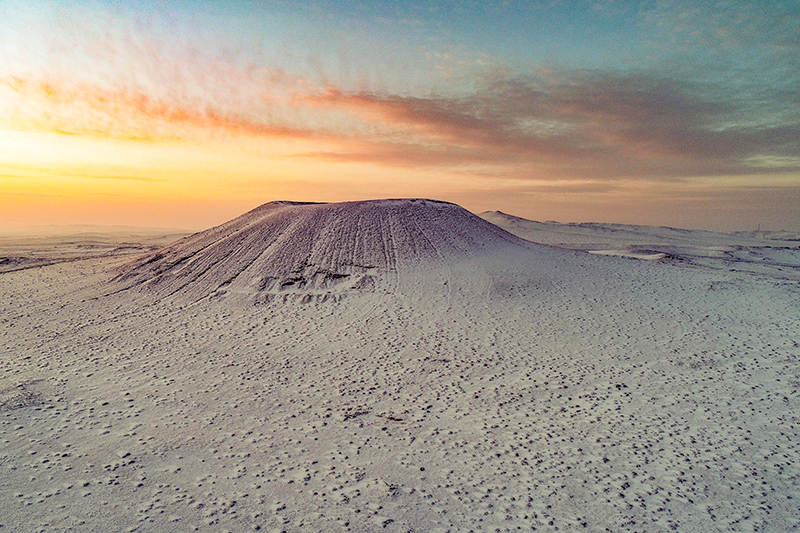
[0,76,324,143]
[5,63,798,183]
[294,70,800,179]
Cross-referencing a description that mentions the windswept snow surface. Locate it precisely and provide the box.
[2,199,800,532]
[112,199,526,303]
[481,210,800,280]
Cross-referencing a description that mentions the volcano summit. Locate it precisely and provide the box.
[113,199,528,302]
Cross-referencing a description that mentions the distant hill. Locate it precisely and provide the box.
[480,210,800,279]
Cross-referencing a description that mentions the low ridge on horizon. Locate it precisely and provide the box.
[481,210,800,239]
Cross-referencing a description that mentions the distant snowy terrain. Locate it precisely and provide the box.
[2,200,799,532]
[481,210,800,280]
[0,227,190,274]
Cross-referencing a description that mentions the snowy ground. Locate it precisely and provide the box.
[480,211,800,281]
[2,200,799,532]
[0,227,189,275]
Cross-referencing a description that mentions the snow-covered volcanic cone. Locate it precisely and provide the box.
[112,199,527,302]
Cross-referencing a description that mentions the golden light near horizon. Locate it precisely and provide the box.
[0,73,517,228]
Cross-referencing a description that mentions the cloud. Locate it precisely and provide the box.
[5,61,798,184]
[643,0,800,59]
[0,162,167,182]
[291,69,800,180]
[0,76,326,144]
[74,174,166,183]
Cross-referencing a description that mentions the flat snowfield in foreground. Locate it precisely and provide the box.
[2,200,799,532]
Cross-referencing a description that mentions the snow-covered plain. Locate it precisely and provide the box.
[2,199,799,532]
[480,211,800,280]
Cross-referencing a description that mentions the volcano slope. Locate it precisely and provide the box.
[109,199,527,304]
[1,199,799,533]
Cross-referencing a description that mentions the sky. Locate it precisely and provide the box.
[1,0,799,232]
